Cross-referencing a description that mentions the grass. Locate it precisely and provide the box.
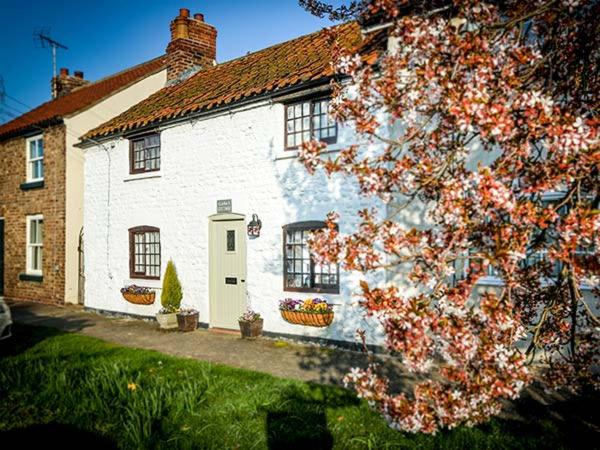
[0,324,596,449]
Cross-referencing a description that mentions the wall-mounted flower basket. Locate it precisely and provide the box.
[279,298,334,328]
[121,285,155,305]
[280,310,334,327]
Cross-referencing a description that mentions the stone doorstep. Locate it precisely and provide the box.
[208,327,240,336]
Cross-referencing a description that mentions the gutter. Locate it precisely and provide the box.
[76,77,339,149]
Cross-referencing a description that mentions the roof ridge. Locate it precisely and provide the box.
[0,55,168,139]
[210,21,354,68]
[1,55,167,125]
[84,20,374,140]
[70,54,167,93]
[155,21,356,110]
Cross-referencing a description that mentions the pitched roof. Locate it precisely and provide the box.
[85,22,381,140]
[0,55,167,140]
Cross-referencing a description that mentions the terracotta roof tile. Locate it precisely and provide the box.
[0,56,167,140]
[85,22,382,140]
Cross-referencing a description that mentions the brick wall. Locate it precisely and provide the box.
[166,9,217,82]
[52,68,89,98]
[0,124,66,304]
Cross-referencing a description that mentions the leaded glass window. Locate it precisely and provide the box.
[283,221,339,293]
[285,98,337,149]
[130,133,160,174]
[129,226,161,279]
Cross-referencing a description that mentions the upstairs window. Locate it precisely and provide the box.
[450,195,596,286]
[26,215,43,275]
[285,98,337,150]
[283,221,339,294]
[129,226,161,279]
[129,133,160,174]
[26,135,44,182]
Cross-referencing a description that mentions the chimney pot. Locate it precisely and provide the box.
[52,68,89,98]
[167,9,217,83]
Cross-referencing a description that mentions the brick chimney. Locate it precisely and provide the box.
[51,68,89,98]
[166,8,217,84]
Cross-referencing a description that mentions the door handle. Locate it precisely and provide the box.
[241,279,246,283]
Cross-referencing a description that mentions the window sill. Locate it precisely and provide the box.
[20,180,44,190]
[124,172,161,182]
[284,287,340,295]
[124,278,162,289]
[19,273,43,282]
[274,143,346,161]
[475,276,595,291]
[475,276,505,287]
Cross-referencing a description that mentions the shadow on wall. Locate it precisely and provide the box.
[256,137,386,347]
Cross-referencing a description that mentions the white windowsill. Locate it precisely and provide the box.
[124,278,162,289]
[274,143,348,161]
[476,276,595,291]
[475,276,505,287]
[123,172,162,182]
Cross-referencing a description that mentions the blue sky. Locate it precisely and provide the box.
[0,1,336,123]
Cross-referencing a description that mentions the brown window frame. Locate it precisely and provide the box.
[128,226,161,280]
[283,221,340,294]
[284,97,337,151]
[129,133,161,174]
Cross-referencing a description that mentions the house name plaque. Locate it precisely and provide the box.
[217,199,232,213]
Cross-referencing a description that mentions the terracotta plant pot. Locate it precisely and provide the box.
[156,312,178,330]
[122,291,155,305]
[280,310,334,327]
[238,318,263,339]
[177,311,199,332]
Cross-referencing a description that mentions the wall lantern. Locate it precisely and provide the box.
[247,213,262,238]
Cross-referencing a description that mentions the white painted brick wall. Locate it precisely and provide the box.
[84,100,386,345]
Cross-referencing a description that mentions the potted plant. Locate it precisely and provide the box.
[279,298,334,327]
[238,308,263,339]
[177,307,199,332]
[121,284,155,305]
[156,260,182,330]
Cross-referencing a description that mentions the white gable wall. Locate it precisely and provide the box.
[63,68,167,304]
[83,99,387,345]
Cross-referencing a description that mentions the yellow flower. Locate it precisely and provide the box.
[127,382,138,391]
[303,299,316,310]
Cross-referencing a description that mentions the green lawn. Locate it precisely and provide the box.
[0,324,595,449]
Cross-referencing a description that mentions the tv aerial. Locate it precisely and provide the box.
[34,27,68,98]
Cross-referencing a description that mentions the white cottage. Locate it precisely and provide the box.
[79,12,390,346]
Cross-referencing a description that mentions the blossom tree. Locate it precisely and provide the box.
[299,0,599,433]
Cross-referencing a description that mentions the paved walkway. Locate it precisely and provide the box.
[7,301,406,387]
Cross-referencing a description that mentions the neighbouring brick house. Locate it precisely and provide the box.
[79,13,391,346]
[0,8,217,305]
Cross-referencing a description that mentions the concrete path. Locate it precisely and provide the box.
[7,301,406,387]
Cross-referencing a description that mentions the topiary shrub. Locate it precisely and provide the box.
[161,260,183,313]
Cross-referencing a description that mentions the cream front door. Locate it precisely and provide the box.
[209,214,247,329]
